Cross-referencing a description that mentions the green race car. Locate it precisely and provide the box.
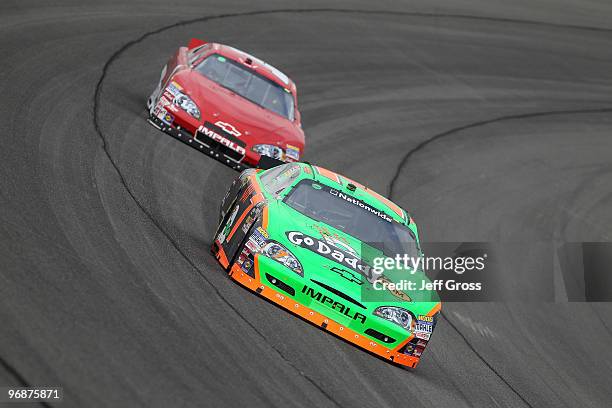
[212,162,441,368]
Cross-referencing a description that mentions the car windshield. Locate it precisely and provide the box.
[283,179,419,259]
[195,54,294,120]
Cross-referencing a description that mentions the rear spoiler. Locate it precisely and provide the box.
[187,38,208,50]
[257,156,285,170]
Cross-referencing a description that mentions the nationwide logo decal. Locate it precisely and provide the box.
[215,121,241,137]
[301,285,366,323]
[286,231,381,282]
[329,189,392,223]
[197,125,246,155]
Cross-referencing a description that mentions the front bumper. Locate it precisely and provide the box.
[218,246,434,368]
[148,114,253,172]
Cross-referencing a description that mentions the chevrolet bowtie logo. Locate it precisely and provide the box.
[325,265,363,285]
[215,121,241,137]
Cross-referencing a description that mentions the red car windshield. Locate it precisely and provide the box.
[195,54,295,121]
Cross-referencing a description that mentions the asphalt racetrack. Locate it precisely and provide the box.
[1,1,612,407]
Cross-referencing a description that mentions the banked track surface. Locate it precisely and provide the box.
[2,1,612,407]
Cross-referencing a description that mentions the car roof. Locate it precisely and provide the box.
[212,43,296,94]
[295,163,409,225]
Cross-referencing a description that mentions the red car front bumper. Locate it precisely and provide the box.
[147,113,259,171]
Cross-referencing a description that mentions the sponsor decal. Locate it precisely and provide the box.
[162,91,174,102]
[197,124,246,155]
[158,95,171,107]
[417,315,434,323]
[250,229,268,247]
[245,239,260,253]
[329,189,392,223]
[167,81,183,95]
[415,332,431,340]
[241,258,253,273]
[301,285,366,323]
[218,205,239,244]
[279,165,301,180]
[403,336,429,356]
[205,127,238,147]
[241,206,261,234]
[286,231,379,282]
[237,247,254,273]
[285,144,300,161]
[162,111,174,125]
[240,184,254,202]
[215,121,241,137]
[156,108,174,125]
[242,214,255,234]
[312,225,357,256]
[257,227,269,239]
[414,320,433,340]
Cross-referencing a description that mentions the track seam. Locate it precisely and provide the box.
[590,304,612,338]
[441,312,534,408]
[88,7,612,408]
[0,357,52,408]
[387,107,612,197]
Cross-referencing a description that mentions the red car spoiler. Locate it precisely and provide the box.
[187,38,208,50]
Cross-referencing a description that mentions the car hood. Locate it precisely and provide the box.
[175,71,304,148]
[265,199,440,313]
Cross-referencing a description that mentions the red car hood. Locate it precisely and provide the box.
[174,70,304,148]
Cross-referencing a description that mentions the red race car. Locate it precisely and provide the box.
[147,39,305,170]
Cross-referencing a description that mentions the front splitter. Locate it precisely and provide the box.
[147,115,251,172]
